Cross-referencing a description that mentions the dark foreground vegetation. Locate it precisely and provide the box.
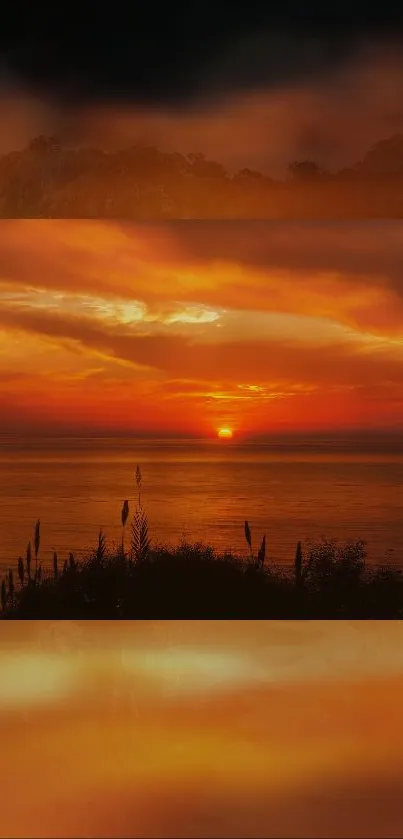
[1,467,402,619]
[3,133,403,217]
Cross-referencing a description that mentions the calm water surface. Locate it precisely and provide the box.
[1,435,403,571]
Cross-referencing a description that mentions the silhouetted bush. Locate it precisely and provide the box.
[1,535,402,619]
[2,465,402,618]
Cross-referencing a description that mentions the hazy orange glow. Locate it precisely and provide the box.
[1,620,403,838]
[1,219,403,436]
[217,427,233,439]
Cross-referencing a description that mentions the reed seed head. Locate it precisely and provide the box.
[244,520,252,550]
[121,499,129,528]
[34,519,40,559]
[26,541,32,576]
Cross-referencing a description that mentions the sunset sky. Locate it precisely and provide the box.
[1,220,403,438]
[2,619,403,838]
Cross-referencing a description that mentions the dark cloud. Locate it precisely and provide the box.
[155,220,403,294]
[2,5,403,107]
[4,43,403,178]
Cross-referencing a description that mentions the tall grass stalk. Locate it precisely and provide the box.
[130,465,150,563]
[245,521,266,568]
[244,520,253,561]
[18,557,24,586]
[96,530,107,562]
[34,519,40,583]
[257,535,266,569]
[136,465,142,508]
[26,541,32,580]
[295,541,303,590]
[131,508,150,563]
[121,499,129,556]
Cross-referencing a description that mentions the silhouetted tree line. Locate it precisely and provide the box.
[2,133,403,217]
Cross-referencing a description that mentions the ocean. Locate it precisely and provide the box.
[1,435,403,572]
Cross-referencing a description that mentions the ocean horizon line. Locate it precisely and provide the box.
[1,432,403,448]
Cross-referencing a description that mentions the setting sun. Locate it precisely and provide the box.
[217,427,233,439]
